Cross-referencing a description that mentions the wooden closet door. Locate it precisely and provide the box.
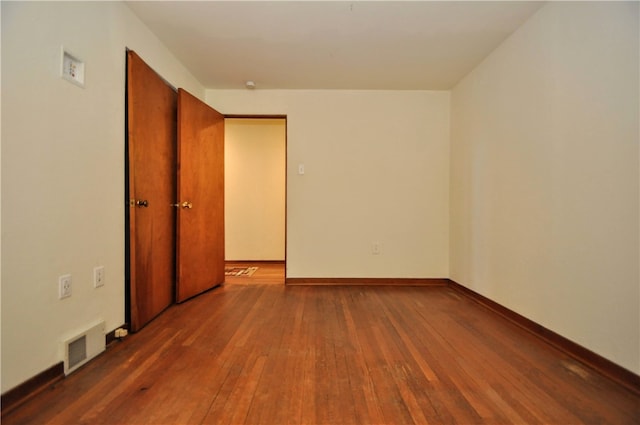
[127,51,176,331]
[176,89,225,302]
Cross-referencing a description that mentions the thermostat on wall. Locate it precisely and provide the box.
[61,48,85,88]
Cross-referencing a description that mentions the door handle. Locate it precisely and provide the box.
[130,199,149,207]
[170,201,193,209]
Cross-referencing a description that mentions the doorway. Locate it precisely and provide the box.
[224,117,286,276]
[125,51,225,331]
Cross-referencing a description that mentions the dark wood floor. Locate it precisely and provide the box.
[3,264,639,424]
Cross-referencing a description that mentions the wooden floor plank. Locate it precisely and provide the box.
[339,292,386,425]
[3,265,639,425]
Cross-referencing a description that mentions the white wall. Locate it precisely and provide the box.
[207,90,450,279]
[1,1,204,393]
[225,118,286,261]
[450,2,639,373]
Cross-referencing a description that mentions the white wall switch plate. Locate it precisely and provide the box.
[61,48,85,88]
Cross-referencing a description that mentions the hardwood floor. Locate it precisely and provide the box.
[3,267,638,424]
[224,262,285,285]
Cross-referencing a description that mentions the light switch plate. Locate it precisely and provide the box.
[61,48,85,88]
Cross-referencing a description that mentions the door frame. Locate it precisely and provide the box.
[224,114,287,279]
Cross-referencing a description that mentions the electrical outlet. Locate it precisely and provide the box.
[93,266,105,288]
[372,242,381,255]
[59,274,72,299]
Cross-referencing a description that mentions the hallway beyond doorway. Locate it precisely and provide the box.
[224,261,284,285]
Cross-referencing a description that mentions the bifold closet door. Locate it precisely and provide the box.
[176,89,225,302]
[126,50,177,332]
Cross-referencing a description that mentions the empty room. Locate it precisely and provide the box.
[1,1,638,424]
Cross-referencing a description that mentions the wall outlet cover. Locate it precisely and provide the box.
[59,274,72,299]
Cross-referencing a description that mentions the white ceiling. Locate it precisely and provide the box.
[125,1,544,90]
